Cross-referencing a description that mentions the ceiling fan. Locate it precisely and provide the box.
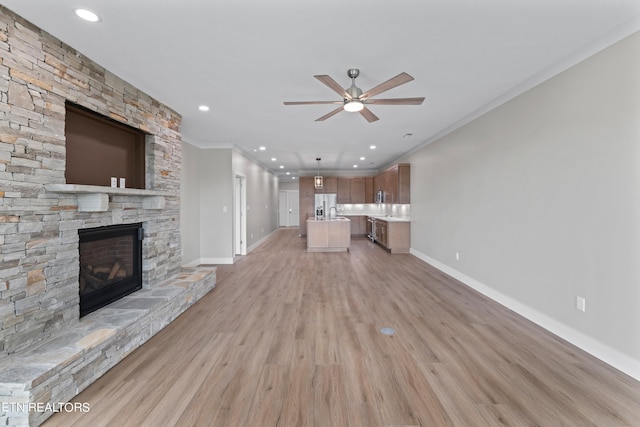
[284,68,424,123]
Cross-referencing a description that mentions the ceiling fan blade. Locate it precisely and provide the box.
[365,97,425,105]
[315,106,344,121]
[314,75,351,100]
[359,107,379,123]
[361,72,414,99]
[284,101,343,105]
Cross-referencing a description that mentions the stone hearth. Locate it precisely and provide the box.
[0,266,215,426]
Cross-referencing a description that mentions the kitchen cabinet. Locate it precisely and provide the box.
[350,178,365,204]
[307,218,351,252]
[377,220,388,248]
[397,164,410,204]
[365,177,374,203]
[386,166,399,203]
[373,163,410,204]
[337,178,351,203]
[371,217,410,253]
[300,176,315,197]
[316,177,337,193]
[373,174,381,195]
[349,215,366,236]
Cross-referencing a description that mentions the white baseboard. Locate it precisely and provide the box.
[181,230,278,268]
[247,229,277,253]
[182,257,234,267]
[410,248,640,382]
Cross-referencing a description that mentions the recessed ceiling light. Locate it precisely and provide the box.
[292,177,296,180]
[286,172,291,175]
[279,165,284,169]
[369,145,376,150]
[259,146,266,151]
[271,157,277,161]
[353,165,358,168]
[198,105,210,112]
[74,8,100,22]
[360,157,365,161]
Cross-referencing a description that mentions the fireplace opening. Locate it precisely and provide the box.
[79,223,143,317]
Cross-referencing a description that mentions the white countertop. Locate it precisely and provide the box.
[307,217,351,222]
[336,212,410,222]
[368,215,410,223]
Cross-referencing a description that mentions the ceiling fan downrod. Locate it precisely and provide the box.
[346,68,362,99]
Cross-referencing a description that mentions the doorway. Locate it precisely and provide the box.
[278,190,300,227]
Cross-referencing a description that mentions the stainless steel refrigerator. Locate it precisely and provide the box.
[314,193,337,219]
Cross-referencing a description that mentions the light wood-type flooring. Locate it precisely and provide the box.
[44,228,640,426]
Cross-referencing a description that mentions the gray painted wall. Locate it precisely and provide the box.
[278,181,300,191]
[232,151,279,250]
[199,149,234,262]
[180,142,202,265]
[180,144,279,264]
[406,31,640,377]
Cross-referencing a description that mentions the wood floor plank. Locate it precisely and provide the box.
[42,229,640,427]
[277,365,315,427]
[313,364,350,427]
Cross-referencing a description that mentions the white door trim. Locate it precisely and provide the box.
[234,172,247,256]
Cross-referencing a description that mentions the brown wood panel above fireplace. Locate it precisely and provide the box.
[65,102,146,189]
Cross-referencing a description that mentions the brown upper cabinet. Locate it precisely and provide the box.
[337,178,351,203]
[350,177,365,204]
[365,177,374,203]
[316,177,337,193]
[375,163,410,204]
[300,176,315,197]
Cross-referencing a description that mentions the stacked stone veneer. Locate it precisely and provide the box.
[0,6,183,354]
[0,7,215,425]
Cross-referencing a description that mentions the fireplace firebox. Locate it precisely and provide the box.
[78,223,143,317]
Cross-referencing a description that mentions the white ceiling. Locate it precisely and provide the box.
[2,1,639,180]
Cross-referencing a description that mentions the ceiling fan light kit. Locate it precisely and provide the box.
[344,100,364,112]
[284,68,424,122]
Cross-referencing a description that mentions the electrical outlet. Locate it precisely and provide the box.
[576,296,586,312]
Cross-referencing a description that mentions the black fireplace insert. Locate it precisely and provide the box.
[78,223,143,317]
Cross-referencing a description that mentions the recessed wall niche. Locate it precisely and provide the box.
[65,102,146,189]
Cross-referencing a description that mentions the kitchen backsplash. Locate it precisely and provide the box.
[336,203,410,219]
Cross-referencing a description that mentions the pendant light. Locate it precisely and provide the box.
[314,157,323,190]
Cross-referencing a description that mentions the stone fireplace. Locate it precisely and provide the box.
[0,7,216,426]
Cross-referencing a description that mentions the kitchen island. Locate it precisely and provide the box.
[306,217,351,252]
